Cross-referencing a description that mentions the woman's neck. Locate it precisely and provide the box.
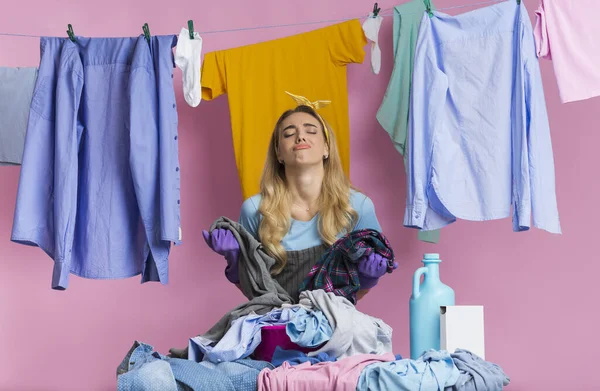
[285,164,324,208]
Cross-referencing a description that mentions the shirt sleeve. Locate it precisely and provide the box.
[403,16,449,230]
[52,51,84,290]
[533,1,551,59]
[328,19,368,66]
[238,196,261,241]
[201,51,227,100]
[353,194,382,232]
[516,26,561,234]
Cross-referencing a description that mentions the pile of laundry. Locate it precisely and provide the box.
[117,288,509,390]
[117,217,509,389]
[118,330,509,390]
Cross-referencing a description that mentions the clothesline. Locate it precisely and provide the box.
[0,0,505,38]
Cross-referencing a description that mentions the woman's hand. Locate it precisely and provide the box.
[202,229,240,257]
[358,252,397,289]
[203,228,241,284]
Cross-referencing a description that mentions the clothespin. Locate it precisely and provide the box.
[517,0,521,4]
[188,20,194,39]
[66,24,76,42]
[372,3,381,17]
[424,0,433,18]
[142,23,151,43]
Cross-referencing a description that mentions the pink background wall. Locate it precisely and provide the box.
[0,0,594,389]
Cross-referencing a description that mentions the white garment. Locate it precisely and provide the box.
[175,27,203,107]
[362,13,383,74]
[298,289,393,359]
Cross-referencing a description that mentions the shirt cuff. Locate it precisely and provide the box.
[512,203,531,232]
[404,204,426,229]
[52,260,69,290]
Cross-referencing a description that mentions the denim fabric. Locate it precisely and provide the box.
[117,341,272,391]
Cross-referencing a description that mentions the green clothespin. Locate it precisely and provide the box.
[517,0,521,4]
[372,3,380,17]
[424,0,433,18]
[188,20,194,39]
[66,24,76,42]
[142,23,151,42]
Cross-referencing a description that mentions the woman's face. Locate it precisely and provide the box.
[277,112,329,168]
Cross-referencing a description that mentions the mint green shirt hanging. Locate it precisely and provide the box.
[377,0,440,243]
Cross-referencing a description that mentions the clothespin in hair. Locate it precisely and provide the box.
[188,20,194,39]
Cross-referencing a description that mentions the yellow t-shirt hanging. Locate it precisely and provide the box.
[201,20,367,200]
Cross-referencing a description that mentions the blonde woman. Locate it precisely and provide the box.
[204,93,392,301]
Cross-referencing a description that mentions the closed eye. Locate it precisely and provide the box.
[304,123,318,134]
[282,124,297,138]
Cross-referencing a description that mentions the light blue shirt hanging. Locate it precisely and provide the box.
[404,1,561,234]
[11,35,181,290]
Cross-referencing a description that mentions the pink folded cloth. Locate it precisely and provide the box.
[257,352,396,391]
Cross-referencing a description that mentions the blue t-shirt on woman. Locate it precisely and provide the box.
[238,190,382,251]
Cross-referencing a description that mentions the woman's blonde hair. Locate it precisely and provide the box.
[258,105,358,275]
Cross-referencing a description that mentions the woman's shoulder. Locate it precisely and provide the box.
[239,194,263,238]
[349,189,374,210]
[240,194,262,217]
[349,189,381,231]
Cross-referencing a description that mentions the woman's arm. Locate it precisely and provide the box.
[216,195,262,285]
[353,193,393,293]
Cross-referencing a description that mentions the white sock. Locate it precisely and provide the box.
[175,27,203,107]
[362,14,383,75]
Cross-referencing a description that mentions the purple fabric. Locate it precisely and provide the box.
[202,229,241,283]
[358,252,398,288]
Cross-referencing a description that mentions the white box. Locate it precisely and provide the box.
[440,305,485,359]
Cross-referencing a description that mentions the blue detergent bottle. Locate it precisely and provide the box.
[409,253,455,359]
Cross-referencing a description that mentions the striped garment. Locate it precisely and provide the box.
[298,229,395,304]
